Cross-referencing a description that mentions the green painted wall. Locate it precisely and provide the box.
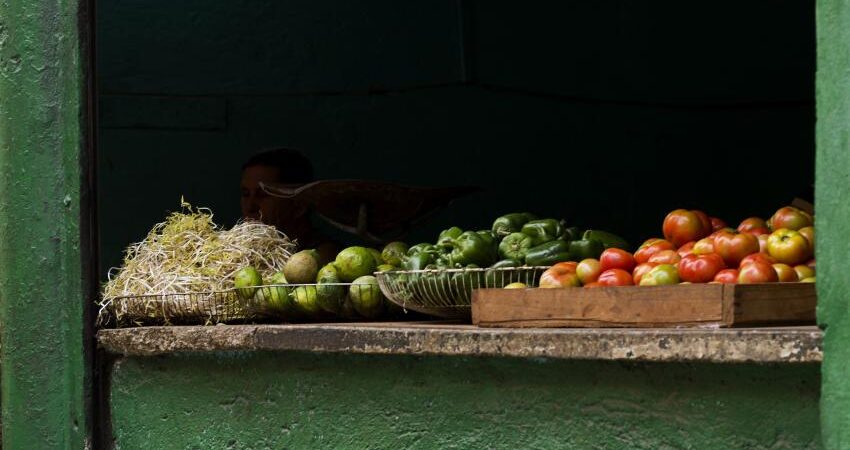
[96,0,816,274]
[0,0,93,448]
[816,1,850,449]
[109,352,821,449]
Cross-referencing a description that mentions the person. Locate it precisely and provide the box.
[240,148,337,264]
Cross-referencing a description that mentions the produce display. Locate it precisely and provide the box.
[534,205,816,290]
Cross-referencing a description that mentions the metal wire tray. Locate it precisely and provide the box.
[375,266,549,319]
[98,282,390,328]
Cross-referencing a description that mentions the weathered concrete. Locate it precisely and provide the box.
[98,323,822,363]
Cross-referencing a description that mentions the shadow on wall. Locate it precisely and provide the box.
[96,0,815,275]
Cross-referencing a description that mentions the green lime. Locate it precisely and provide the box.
[335,247,378,282]
[316,263,345,314]
[376,264,395,273]
[368,248,385,266]
[349,275,384,318]
[291,285,322,316]
[381,242,409,267]
[257,272,292,313]
[234,266,263,300]
[283,250,320,284]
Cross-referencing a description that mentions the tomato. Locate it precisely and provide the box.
[740,253,777,267]
[539,263,580,288]
[634,239,675,264]
[738,261,779,284]
[576,259,602,285]
[794,265,815,280]
[583,282,602,288]
[798,226,814,248]
[639,264,680,286]
[738,217,769,234]
[676,241,696,257]
[713,230,760,267]
[766,229,812,265]
[597,269,634,286]
[757,234,769,253]
[710,217,728,232]
[772,263,799,282]
[632,262,659,285]
[692,237,715,255]
[677,253,726,283]
[713,269,739,284]
[647,249,681,265]
[599,248,636,273]
[768,206,813,231]
[806,259,816,269]
[663,209,711,247]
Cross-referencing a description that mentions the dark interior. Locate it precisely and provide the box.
[96,0,815,275]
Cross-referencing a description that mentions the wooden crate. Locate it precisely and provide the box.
[471,283,816,328]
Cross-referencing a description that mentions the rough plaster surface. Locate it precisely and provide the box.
[98,324,823,363]
[108,351,821,449]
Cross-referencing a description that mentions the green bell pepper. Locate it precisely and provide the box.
[408,243,438,257]
[562,226,582,241]
[491,212,537,238]
[485,259,521,287]
[582,230,630,251]
[437,226,463,248]
[568,238,605,260]
[448,231,496,267]
[521,219,563,246]
[498,232,534,262]
[451,264,483,293]
[402,252,434,271]
[525,240,573,266]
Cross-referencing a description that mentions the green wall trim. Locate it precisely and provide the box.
[108,352,822,449]
[0,0,92,448]
[817,0,850,448]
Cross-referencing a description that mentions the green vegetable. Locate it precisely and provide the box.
[582,230,630,251]
[234,266,263,300]
[525,240,573,266]
[451,264,482,293]
[408,243,438,256]
[315,264,345,314]
[448,231,496,267]
[485,259,521,286]
[568,238,605,260]
[491,213,537,238]
[402,252,434,271]
[498,232,534,262]
[562,226,582,241]
[521,219,563,246]
[437,226,463,248]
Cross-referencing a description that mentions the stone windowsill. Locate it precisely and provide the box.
[97,322,822,364]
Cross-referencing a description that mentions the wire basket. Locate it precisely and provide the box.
[98,282,393,328]
[375,266,549,319]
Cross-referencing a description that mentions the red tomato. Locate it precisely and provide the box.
[632,262,659,285]
[713,269,739,284]
[663,209,711,247]
[676,241,696,257]
[772,263,799,282]
[757,234,769,253]
[738,261,779,284]
[583,282,602,288]
[799,226,815,248]
[710,217,727,232]
[576,259,602,285]
[633,239,675,264]
[599,248,636,273]
[647,249,681,265]
[713,230,760,267]
[740,253,777,267]
[597,269,634,286]
[738,217,768,233]
[768,206,813,231]
[677,253,726,283]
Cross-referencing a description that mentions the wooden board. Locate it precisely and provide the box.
[471,283,816,328]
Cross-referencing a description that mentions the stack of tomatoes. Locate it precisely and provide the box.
[539,206,815,288]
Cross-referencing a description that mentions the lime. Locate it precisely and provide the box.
[234,266,263,300]
[504,282,527,289]
[316,263,345,314]
[284,250,320,284]
[381,242,409,266]
[335,247,378,282]
[376,264,395,273]
[338,294,359,320]
[257,272,292,314]
[349,275,384,318]
[291,285,322,316]
[368,248,385,266]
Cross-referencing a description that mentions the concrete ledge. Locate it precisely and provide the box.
[97,322,822,363]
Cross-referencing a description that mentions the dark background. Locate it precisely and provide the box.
[97,0,815,275]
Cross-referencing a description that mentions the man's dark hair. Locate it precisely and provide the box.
[242,148,315,184]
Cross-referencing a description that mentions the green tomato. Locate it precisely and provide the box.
[639,264,680,286]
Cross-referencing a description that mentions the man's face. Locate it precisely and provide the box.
[240,165,303,227]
